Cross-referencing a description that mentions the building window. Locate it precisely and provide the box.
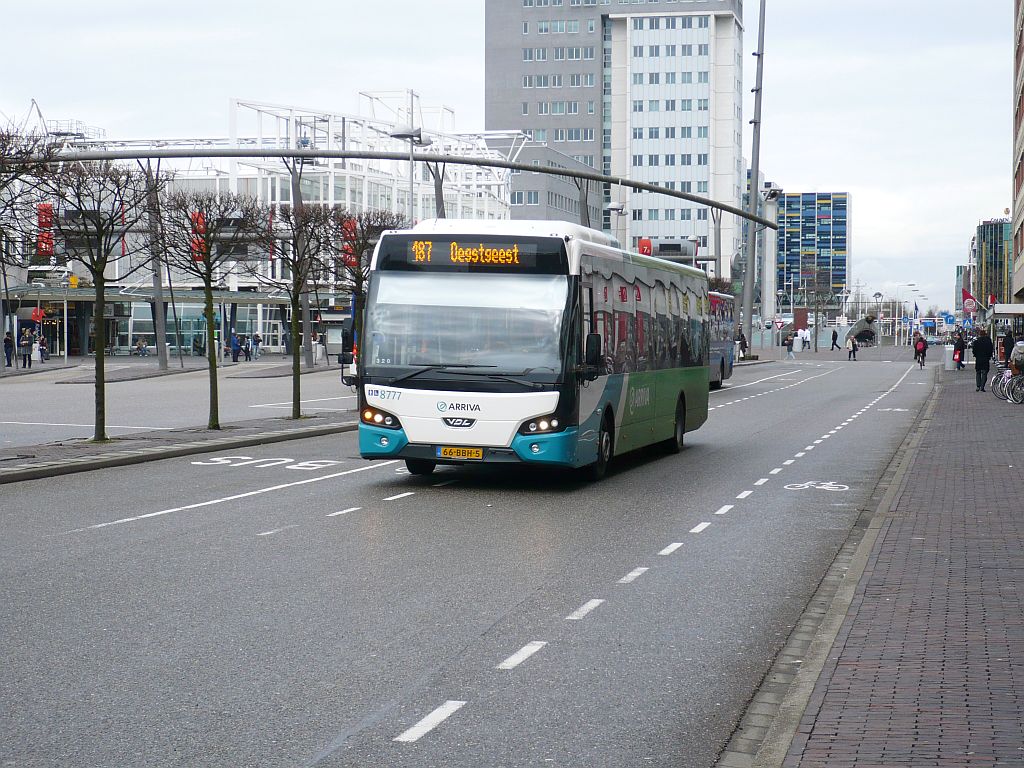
[680,127,692,137]
[648,17,660,29]
[697,126,708,138]
[538,102,549,114]
[632,99,644,112]
[680,154,692,165]
[522,75,534,88]
[632,154,643,166]
[697,99,708,111]
[538,21,549,33]
[523,21,530,34]
[697,15,709,27]
[648,127,660,138]
[665,99,676,111]
[648,99,659,111]
[681,71,692,83]
[535,47,547,60]
[522,102,529,115]
[633,17,643,29]
[698,43,709,55]
[536,74,549,87]
[698,71,709,83]
[665,44,676,56]
[680,44,692,56]
[697,181,708,193]
[681,209,691,220]
[648,72,660,84]
[680,181,691,192]
[648,154,659,166]
[584,73,594,86]
[665,154,676,166]
[697,209,708,220]
[551,73,562,86]
[534,128,547,142]
[633,127,643,139]
[665,209,676,220]
[632,209,643,221]
[632,45,644,57]
[648,45,660,56]
[680,99,692,111]
[665,127,676,138]
[666,17,676,29]
[665,71,676,84]
[523,0,533,6]
[582,128,595,141]
[571,73,583,87]
[523,48,534,61]
[526,191,540,205]
[697,153,708,165]
[648,209,659,220]
[554,47,566,60]
[554,128,567,141]
[587,100,595,114]
[632,72,644,85]
[511,191,525,204]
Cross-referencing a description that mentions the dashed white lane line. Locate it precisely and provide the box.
[432,479,460,487]
[736,490,753,499]
[73,460,399,531]
[566,599,604,620]
[394,700,467,743]
[690,522,711,534]
[783,460,795,465]
[497,641,547,670]
[795,452,806,457]
[769,468,783,475]
[659,542,683,556]
[257,524,298,536]
[327,507,361,517]
[383,491,416,501]
[754,478,769,486]
[618,567,649,583]
[714,505,733,515]
[804,446,815,451]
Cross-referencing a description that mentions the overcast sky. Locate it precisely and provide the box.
[3,0,1012,312]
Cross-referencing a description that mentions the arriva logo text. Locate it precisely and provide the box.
[628,386,651,413]
[437,401,482,412]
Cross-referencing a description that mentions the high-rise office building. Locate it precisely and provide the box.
[775,192,850,314]
[485,0,744,277]
[971,218,1012,307]
[1012,0,1023,302]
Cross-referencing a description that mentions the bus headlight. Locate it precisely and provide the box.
[518,414,564,435]
[361,406,402,429]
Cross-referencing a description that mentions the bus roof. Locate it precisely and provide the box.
[409,218,620,249]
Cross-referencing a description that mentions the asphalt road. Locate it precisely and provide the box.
[0,363,351,448]
[0,356,934,767]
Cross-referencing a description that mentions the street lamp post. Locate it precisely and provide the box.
[893,282,915,346]
[873,291,883,350]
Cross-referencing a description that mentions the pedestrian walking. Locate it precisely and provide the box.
[784,333,795,360]
[737,331,748,360]
[19,328,34,369]
[846,335,858,361]
[242,336,252,362]
[830,328,840,351]
[230,330,241,363]
[4,331,13,367]
[252,332,262,359]
[953,333,966,371]
[970,328,994,392]
[38,336,47,362]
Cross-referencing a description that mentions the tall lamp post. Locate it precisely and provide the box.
[389,125,433,224]
[893,282,915,346]
[873,291,883,349]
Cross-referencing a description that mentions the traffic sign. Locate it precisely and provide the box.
[902,316,909,324]
[775,319,785,330]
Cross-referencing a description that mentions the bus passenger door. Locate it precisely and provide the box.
[577,278,605,462]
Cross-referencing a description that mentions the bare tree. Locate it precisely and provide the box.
[245,198,332,419]
[38,161,160,441]
[160,190,268,429]
[0,126,61,340]
[327,208,407,360]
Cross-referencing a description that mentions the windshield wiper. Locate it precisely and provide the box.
[388,363,496,386]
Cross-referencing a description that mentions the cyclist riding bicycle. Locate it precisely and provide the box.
[913,333,928,369]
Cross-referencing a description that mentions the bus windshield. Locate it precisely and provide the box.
[363,272,570,380]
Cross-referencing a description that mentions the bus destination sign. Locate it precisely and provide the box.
[409,239,535,268]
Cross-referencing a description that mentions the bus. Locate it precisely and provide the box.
[354,219,710,480]
[708,291,736,389]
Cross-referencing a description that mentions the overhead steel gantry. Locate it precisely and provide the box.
[44,148,778,232]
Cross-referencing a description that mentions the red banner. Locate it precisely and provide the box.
[962,288,980,314]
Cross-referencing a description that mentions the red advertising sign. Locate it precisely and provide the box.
[638,238,652,256]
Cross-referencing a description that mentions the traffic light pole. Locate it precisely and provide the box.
[740,0,767,349]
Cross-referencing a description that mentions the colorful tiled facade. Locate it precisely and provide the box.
[775,192,849,310]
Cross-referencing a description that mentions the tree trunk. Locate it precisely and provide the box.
[203,280,220,430]
[93,276,107,442]
[291,293,302,420]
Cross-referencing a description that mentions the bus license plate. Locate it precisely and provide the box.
[436,446,484,461]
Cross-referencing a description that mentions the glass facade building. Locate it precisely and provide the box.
[776,192,850,312]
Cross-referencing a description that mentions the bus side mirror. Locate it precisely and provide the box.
[584,333,602,378]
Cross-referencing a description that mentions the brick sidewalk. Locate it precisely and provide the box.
[784,367,1024,766]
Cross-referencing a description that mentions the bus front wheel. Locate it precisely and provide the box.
[405,459,436,476]
[587,415,614,481]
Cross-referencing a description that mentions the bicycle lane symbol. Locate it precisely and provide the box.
[784,481,850,492]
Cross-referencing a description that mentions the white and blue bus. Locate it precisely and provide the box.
[355,219,710,479]
[708,291,736,389]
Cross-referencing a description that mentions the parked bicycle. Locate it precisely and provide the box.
[991,362,1024,404]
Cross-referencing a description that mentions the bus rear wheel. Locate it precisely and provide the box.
[405,458,436,476]
[663,398,685,454]
[586,415,614,481]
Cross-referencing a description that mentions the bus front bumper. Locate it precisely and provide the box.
[359,424,581,466]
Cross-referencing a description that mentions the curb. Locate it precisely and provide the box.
[715,365,941,768]
[0,422,358,485]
